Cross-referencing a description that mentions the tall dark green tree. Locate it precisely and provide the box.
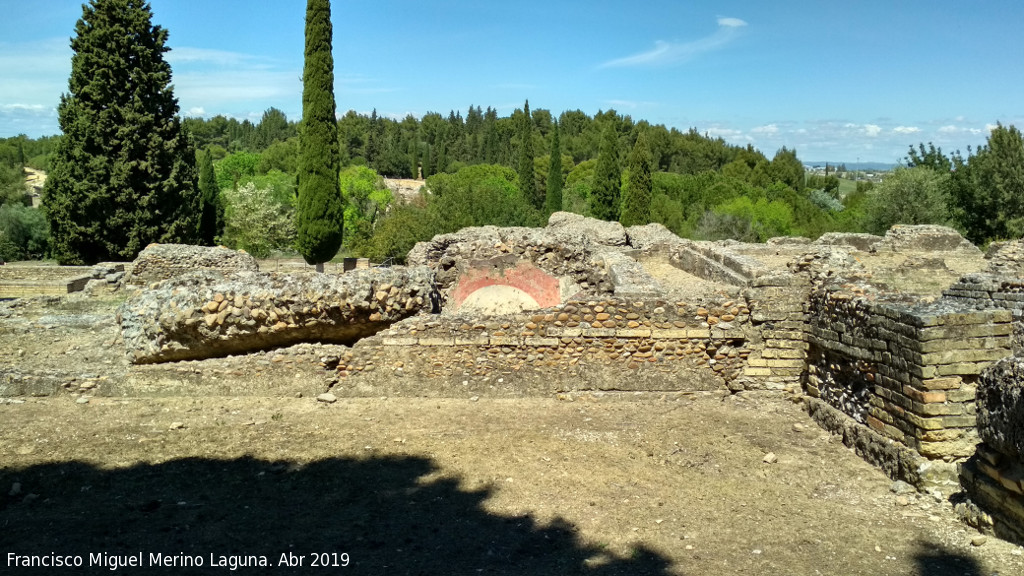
[295,0,343,272]
[590,124,621,221]
[769,147,804,191]
[545,120,563,215]
[621,131,653,227]
[906,142,952,172]
[410,137,420,179]
[44,0,199,265]
[197,149,222,245]
[517,100,538,207]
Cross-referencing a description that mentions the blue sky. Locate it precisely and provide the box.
[1,0,1022,163]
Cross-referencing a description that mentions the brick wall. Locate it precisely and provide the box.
[807,289,1012,461]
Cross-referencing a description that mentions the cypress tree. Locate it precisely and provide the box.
[295,0,343,272]
[545,120,563,215]
[197,149,222,245]
[410,137,420,179]
[620,131,653,227]
[517,100,538,207]
[423,143,434,179]
[44,0,199,265]
[590,124,621,221]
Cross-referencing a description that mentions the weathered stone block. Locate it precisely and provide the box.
[419,337,455,347]
[919,348,1011,366]
[919,323,1012,342]
[902,386,946,404]
[936,362,989,376]
[615,329,652,338]
[580,328,616,338]
[915,376,964,391]
[489,336,523,347]
[652,329,689,339]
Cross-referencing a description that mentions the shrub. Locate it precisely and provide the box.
[220,182,296,258]
[0,204,49,260]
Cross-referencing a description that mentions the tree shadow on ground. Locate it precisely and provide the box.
[0,456,673,575]
[913,540,983,576]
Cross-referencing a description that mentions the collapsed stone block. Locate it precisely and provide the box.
[119,266,436,364]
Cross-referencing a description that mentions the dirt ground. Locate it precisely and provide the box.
[2,294,1024,575]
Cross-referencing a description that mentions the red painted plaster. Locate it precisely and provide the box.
[452,261,561,309]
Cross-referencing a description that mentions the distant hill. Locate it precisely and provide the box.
[805,161,897,172]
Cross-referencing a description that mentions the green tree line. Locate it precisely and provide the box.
[7,0,1024,265]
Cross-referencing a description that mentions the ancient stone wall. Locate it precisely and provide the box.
[741,275,811,390]
[945,274,1024,352]
[806,291,1012,461]
[329,295,759,396]
[960,355,1024,545]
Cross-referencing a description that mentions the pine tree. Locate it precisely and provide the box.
[620,131,653,227]
[43,0,199,265]
[197,149,222,245]
[517,100,538,207]
[590,124,621,221]
[545,120,563,215]
[295,0,343,272]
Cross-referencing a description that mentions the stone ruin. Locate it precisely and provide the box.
[118,266,435,364]
[124,243,261,286]
[69,216,1024,547]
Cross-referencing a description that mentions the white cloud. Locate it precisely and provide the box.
[986,123,1000,133]
[0,103,48,112]
[717,17,748,28]
[604,99,657,109]
[704,126,749,141]
[751,124,779,135]
[599,17,747,68]
[863,124,882,137]
[166,47,271,67]
[893,126,920,134]
[936,124,986,136]
[186,107,206,117]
